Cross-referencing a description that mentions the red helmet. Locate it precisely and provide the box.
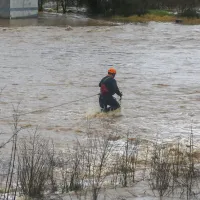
[108,67,116,74]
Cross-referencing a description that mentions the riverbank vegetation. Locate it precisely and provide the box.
[111,14,200,25]
[38,0,200,24]
[1,112,200,200]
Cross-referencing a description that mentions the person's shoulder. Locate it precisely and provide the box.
[102,75,111,81]
[100,76,107,81]
[112,78,116,83]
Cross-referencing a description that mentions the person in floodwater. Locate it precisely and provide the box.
[99,67,122,112]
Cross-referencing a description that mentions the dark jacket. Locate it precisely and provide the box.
[99,75,121,96]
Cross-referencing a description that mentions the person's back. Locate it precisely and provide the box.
[99,67,122,112]
[99,76,117,96]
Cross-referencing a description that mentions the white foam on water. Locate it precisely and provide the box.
[85,107,123,119]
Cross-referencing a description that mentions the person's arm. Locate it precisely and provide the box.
[116,85,122,97]
[113,79,122,97]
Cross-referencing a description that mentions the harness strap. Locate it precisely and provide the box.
[100,76,112,95]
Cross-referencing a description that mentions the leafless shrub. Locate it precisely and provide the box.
[86,133,114,200]
[2,109,200,200]
[57,132,114,200]
[149,142,172,198]
[112,133,139,188]
[142,141,150,180]
[69,142,86,192]
[147,127,200,200]
[57,151,71,194]
[3,106,22,200]
[49,141,58,193]
[18,130,54,198]
[177,128,200,200]
[58,142,87,195]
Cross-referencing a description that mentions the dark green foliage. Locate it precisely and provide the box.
[180,9,200,18]
[84,0,111,15]
[40,0,200,17]
[84,0,149,16]
[81,0,200,17]
[38,0,47,11]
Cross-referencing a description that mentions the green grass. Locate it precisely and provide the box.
[0,188,4,193]
[148,9,173,16]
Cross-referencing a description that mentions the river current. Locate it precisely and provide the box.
[0,14,200,149]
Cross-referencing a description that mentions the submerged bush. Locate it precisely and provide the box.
[180,9,200,18]
[18,132,54,198]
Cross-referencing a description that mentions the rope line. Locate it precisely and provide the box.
[0,93,98,120]
[0,132,18,149]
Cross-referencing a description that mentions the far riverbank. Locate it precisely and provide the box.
[111,14,200,25]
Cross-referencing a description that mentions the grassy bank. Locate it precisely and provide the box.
[112,11,200,25]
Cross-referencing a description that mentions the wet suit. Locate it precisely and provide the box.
[99,75,122,112]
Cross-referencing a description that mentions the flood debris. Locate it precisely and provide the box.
[66,26,73,31]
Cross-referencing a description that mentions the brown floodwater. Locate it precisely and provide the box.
[0,13,200,152]
[0,13,116,27]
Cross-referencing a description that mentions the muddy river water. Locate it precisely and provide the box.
[0,13,200,150]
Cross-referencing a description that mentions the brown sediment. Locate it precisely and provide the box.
[191,151,200,160]
[20,124,32,128]
[128,137,136,141]
[75,129,84,133]
[38,96,48,100]
[153,84,170,87]
[108,135,121,141]
[46,126,73,132]
[112,14,200,25]
[0,101,8,105]
[112,14,176,23]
